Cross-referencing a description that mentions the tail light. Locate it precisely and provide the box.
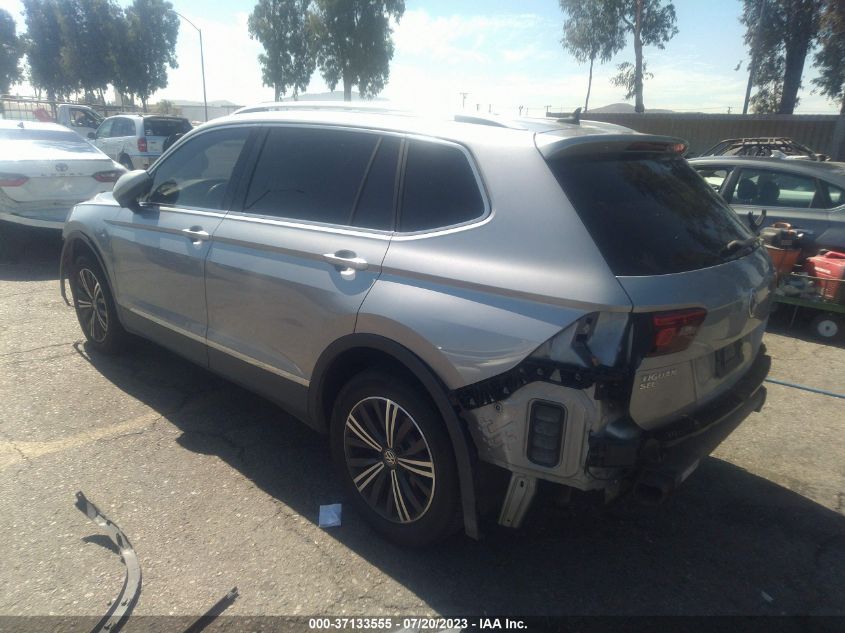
[137,137,147,152]
[647,308,707,357]
[93,170,123,183]
[0,173,29,187]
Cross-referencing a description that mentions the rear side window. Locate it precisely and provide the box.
[111,118,134,137]
[145,118,192,137]
[826,183,844,207]
[399,140,485,232]
[244,127,381,225]
[730,168,819,209]
[549,154,753,276]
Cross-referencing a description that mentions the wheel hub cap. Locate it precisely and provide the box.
[75,268,109,343]
[343,396,436,524]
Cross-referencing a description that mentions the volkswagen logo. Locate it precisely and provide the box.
[383,449,398,468]
[748,288,759,318]
[55,163,68,172]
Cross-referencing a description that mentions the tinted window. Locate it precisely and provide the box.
[244,127,379,225]
[148,127,249,209]
[549,154,753,276]
[351,135,400,230]
[145,118,192,137]
[731,169,820,209]
[400,141,485,232]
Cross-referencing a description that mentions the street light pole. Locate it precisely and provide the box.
[174,11,208,122]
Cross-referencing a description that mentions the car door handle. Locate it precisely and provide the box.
[323,251,368,271]
[182,227,210,242]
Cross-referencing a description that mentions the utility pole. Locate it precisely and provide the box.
[544,105,552,115]
[742,0,767,115]
[459,92,468,109]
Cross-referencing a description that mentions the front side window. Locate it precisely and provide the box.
[399,140,485,232]
[147,127,250,210]
[71,108,101,128]
[95,119,113,139]
[730,168,820,209]
[243,127,384,226]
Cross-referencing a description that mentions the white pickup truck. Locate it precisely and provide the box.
[1,100,104,139]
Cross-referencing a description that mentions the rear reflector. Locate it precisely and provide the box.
[137,137,147,152]
[527,402,566,467]
[647,308,707,357]
[93,170,123,183]
[0,173,29,187]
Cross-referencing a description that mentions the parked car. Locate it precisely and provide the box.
[700,137,830,161]
[61,109,773,546]
[690,156,845,254]
[0,120,124,232]
[90,114,192,171]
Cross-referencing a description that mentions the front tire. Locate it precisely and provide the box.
[330,371,460,547]
[68,254,129,354]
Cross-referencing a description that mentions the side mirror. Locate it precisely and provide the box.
[113,170,152,210]
[87,132,95,139]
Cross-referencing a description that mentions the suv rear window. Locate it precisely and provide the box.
[145,118,191,137]
[548,153,753,276]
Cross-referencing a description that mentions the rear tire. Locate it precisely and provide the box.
[68,254,129,354]
[330,371,460,547]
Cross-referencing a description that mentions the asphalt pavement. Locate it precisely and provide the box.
[0,227,843,618]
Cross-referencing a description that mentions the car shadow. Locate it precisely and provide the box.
[0,225,62,281]
[74,339,845,616]
[767,306,845,350]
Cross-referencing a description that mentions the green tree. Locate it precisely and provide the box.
[0,9,24,94]
[248,0,315,100]
[559,0,626,111]
[612,0,677,113]
[741,0,823,114]
[58,0,123,102]
[122,0,179,110]
[310,0,405,101]
[610,60,653,99]
[812,0,845,158]
[22,0,72,100]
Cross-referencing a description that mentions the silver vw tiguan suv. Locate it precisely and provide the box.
[60,108,774,546]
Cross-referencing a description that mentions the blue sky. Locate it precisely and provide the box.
[0,0,839,113]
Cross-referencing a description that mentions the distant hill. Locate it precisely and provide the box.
[588,102,675,114]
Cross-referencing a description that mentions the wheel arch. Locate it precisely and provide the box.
[60,230,117,306]
[309,333,480,538]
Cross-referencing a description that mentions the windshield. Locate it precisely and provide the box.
[548,153,754,276]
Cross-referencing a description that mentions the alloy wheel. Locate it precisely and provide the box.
[75,268,109,343]
[343,396,436,524]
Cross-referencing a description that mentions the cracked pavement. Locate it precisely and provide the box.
[0,228,844,617]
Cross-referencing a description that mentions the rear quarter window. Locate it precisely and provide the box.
[549,153,753,276]
[399,140,485,232]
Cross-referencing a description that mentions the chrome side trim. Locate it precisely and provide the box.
[127,306,310,387]
[206,338,310,387]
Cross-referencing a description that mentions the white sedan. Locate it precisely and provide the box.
[0,120,125,231]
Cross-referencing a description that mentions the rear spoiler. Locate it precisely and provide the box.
[535,133,688,161]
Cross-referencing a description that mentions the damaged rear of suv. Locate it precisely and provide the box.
[63,110,773,547]
[454,132,773,531]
